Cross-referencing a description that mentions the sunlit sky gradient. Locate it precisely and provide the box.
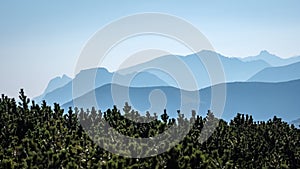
[1,0,300,98]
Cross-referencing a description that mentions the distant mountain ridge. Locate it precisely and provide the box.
[35,68,170,105]
[248,61,300,82]
[62,79,300,122]
[47,75,72,93]
[121,50,271,85]
[34,74,71,103]
[33,50,300,122]
[34,50,272,105]
[241,50,300,67]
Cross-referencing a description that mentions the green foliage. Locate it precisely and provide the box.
[0,90,299,168]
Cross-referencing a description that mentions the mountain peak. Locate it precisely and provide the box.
[61,74,71,80]
[44,75,72,94]
[240,50,284,66]
[259,50,271,55]
[258,50,277,57]
[196,50,220,56]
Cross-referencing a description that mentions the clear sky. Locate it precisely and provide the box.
[1,0,300,98]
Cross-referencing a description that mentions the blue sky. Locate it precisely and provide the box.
[1,0,300,98]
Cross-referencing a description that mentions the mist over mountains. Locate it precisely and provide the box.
[61,79,300,122]
[34,50,300,123]
[248,61,300,82]
[241,50,300,67]
[34,74,72,103]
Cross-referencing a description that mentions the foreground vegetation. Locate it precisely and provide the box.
[0,90,299,168]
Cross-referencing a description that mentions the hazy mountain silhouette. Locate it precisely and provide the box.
[35,50,271,105]
[248,61,300,82]
[119,50,270,87]
[62,79,300,122]
[34,74,71,103]
[37,68,169,105]
[241,50,300,66]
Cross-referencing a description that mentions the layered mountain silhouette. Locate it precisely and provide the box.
[34,50,300,122]
[35,68,169,105]
[34,50,270,104]
[248,61,300,82]
[34,74,71,102]
[241,50,300,67]
[62,79,300,122]
[120,50,270,84]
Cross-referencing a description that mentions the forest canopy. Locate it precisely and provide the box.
[0,89,299,168]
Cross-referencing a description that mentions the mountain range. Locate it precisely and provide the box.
[248,61,300,82]
[240,50,300,67]
[34,74,72,103]
[33,50,300,122]
[61,79,300,122]
[34,50,272,104]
